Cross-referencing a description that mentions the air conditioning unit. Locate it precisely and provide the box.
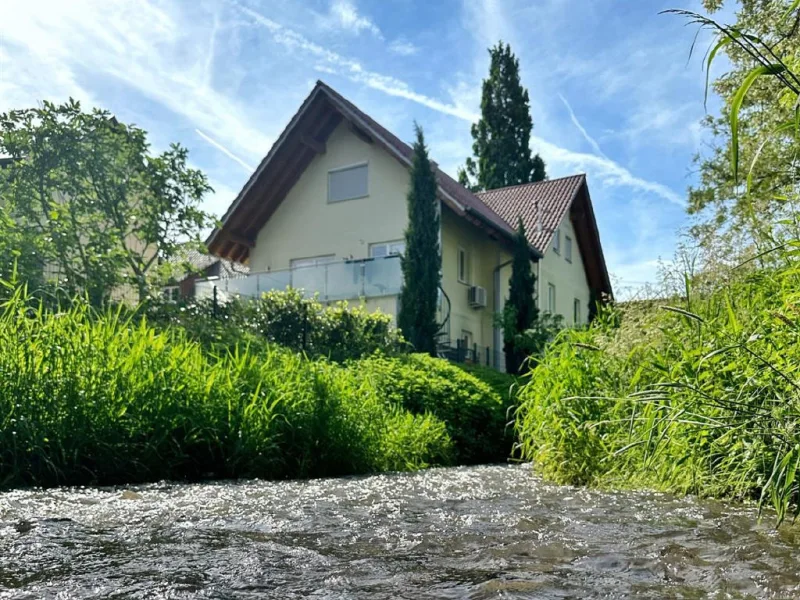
[468,285,487,309]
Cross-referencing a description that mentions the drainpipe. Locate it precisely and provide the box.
[493,258,512,369]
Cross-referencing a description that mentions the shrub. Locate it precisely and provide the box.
[356,354,514,464]
[0,287,449,488]
[144,288,404,362]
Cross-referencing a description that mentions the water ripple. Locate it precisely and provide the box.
[0,464,798,598]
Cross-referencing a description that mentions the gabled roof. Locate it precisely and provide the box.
[207,81,611,297]
[206,80,526,263]
[478,174,612,296]
[477,174,585,254]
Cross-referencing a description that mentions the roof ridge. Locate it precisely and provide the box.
[475,173,586,195]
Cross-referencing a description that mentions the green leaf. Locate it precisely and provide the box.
[781,0,800,24]
[731,64,787,182]
[705,35,734,109]
[659,305,705,323]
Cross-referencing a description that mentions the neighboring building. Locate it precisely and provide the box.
[206,81,611,368]
[163,248,249,301]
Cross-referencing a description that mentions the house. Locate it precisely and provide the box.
[162,248,249,301]
[206,81,611,369]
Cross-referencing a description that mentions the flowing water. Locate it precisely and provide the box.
[1,464,798,599]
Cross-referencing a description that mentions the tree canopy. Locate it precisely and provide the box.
[687,0,799,255]
[0,99,213,304]
[459,42,546,192]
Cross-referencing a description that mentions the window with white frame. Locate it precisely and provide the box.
[573,298,581,324]
[552,228,560,254]
[457,247,470,284]
[369,240,405,258]
[162,285,180,302]
[565,235,573,263]
[547,283,556,313]
[290,255,336,269]
[328,163,368,203]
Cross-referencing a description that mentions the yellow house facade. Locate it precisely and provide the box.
[207,81,611,369]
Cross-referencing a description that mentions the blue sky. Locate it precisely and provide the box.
[1,0,730,295]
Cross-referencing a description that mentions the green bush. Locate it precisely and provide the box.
[0,287,449,488]
[515,265,800,522]
[145,288,404,362]
[356,354,514,464]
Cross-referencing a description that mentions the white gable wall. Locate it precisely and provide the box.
[537,209,592,326]
[249,121,409,271]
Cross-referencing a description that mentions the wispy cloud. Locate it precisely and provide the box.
[1,0,271,158]
[195,129,254,172]
[558,93,608,160]
[324,0,382,38]
[388,38,419,56]
[239,5,476,121]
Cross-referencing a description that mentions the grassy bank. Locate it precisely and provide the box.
[515,262,800,522]
[0,287,515,488]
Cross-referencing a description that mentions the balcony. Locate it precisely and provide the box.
[195,255,403,303]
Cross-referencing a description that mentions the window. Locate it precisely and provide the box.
[547,283,556,313]
[573,298,581,324]
[162,286,180,302]
[328,163,368,203]
[565,236,572,263]
[370,240,405,258]
[552,228,560,254]
[458,247,470,284]
[290,255,336,269]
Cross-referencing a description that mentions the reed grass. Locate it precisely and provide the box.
[515,263,800,523]
[0,285,455,488]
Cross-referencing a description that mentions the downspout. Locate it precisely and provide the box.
[493,259,512,369]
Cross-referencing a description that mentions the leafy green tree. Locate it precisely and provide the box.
[686,0,799,254]
[0,99,212,304]
[398,124,441,356]
[501,218,539,374]
[458,42,546,192]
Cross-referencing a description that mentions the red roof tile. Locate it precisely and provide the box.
[476,174,586,254]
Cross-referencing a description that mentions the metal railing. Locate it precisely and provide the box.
[195,255,403,302]
[437,339,504,370]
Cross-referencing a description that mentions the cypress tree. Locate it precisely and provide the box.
[398,124,441,356]
[503,217,538,374]
[458,42,546,192]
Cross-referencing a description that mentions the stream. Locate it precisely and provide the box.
[1,464,798,599]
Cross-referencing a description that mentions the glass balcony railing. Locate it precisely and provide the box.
[195,255,403,303]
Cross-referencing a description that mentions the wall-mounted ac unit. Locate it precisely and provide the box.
[468,285,487,308]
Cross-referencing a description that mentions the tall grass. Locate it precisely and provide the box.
[0,285,454,488]
[515,262,800,523]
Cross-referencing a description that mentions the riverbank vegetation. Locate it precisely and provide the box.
[0,284,516,489]
[515,0,800,523]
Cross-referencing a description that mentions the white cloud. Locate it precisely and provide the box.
[239,5,476,121]
[558,93,608,160]
[388,38,419,56]
[195,129,255,173]
[0,0,272,159]
[325,0,382,38]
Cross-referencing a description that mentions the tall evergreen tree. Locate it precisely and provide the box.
[502,218,538,374]
[458,42,546,192]
[398,124,441,356]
